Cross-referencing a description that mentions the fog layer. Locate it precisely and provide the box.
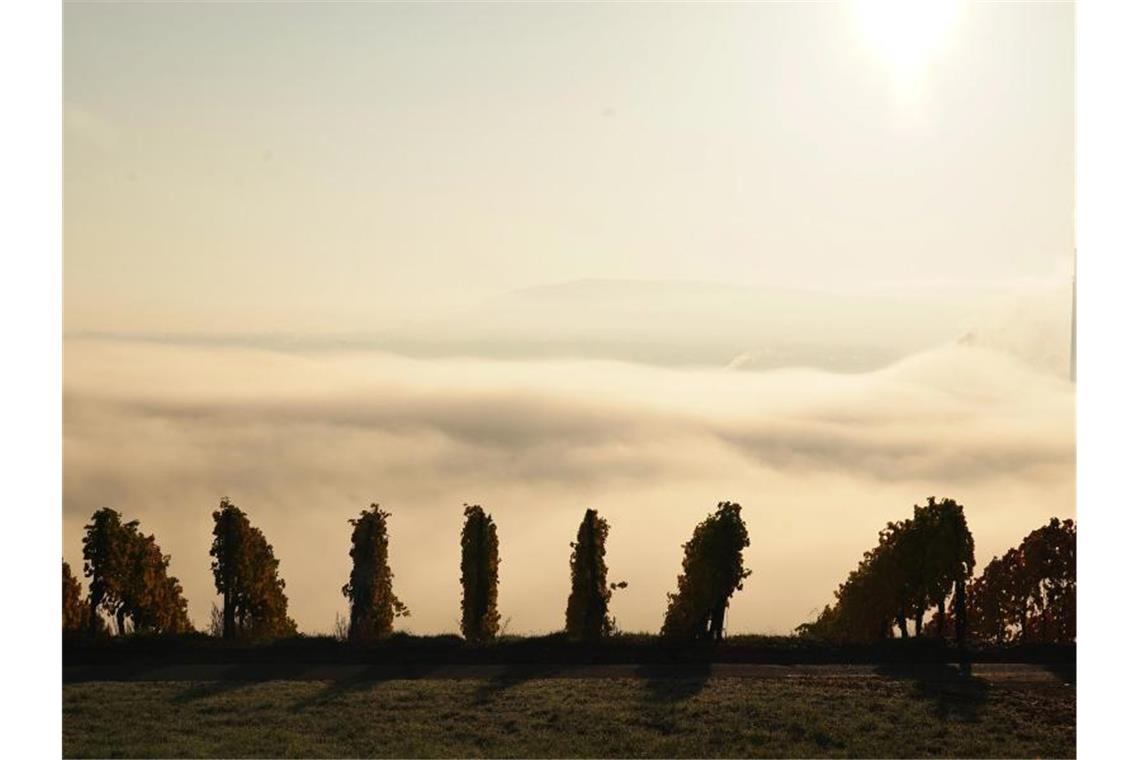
[63,326,1073,635]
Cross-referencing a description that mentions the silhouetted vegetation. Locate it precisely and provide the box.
[566,508,622,640]
[662,502,751,641]
[81,508,192,636]
[460,504,500,643]
[967,517,1076,644]
[342,504,409,641]
[800,503,1077,648]
[798,498,976,643]
[59,400,1076,757]
[63,559,89,632]
[62,629,1075,670]
[81,508,130,636]
[65,494,1073,656]
[797,498,976,643]
[209,498,296,640]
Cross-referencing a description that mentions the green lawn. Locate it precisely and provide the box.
[63,674,1074,758]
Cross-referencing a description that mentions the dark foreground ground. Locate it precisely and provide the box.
[63,663,1075,758]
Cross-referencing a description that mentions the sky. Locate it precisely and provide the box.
[65,1,1073,332]
[63,1,1074,635]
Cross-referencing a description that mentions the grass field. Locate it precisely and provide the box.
[63,668,1074,758]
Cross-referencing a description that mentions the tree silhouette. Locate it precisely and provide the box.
[211,499,245,639]
[1020,517,1076,642]
[63,560,87,632]
[460,504,500,643]
[121,528,192,634]
[565,508,615,640]
[966,549,1017,643]
[342,503,409,641]
[966,517,1075,644]
[912,497,975,636]
[798,521,910,642]
[80,508,191,635]
[953,576,969,646]
[82,508,132,636]
[799,497,975,643]
[661,502,751,641]
[879,518,922,638]
[920,579,971,642]
[210,498,296,640]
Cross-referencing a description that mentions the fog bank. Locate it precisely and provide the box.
[63,337,1073,635]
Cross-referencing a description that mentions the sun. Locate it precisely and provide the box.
[855,0,960,92]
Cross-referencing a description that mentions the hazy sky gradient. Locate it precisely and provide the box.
[65,1,1073,333]
[63,2,1074,635]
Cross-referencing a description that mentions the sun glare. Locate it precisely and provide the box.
[855,0,960,93]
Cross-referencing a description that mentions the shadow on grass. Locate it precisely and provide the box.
[874,662,989,721]
[286,663,578,711]
[169,664,315,704]
[171,679,255,705]
[287,664,427,712]
[470,665,571,706]
[630,662,712,738]
[634,662,713,704]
